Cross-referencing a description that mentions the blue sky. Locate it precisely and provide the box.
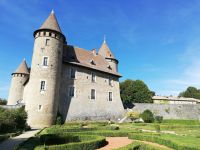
[1,0,200,98]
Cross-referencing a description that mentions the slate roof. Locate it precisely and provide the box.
[63,45,121,77]
[13,59,29,75]
[39,10,62,33]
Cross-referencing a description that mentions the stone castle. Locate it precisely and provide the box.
[7,11,124,128]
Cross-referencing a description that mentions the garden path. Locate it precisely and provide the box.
[97,137,132,150]
[97,137,173,150]
[0,129,40,150]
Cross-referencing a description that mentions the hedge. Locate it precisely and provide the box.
[128,133,200,150]
[35,134,106,150]
[16,134,106,150]
[116,140,164,150]
[0,135,9,143]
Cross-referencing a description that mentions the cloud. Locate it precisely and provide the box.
[159,39,200,95]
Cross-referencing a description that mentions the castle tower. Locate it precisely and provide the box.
[7,59,29,105]
[26,10,66,128]
[98,39,119,72]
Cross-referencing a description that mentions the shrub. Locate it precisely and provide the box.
[110,124,120,130]
[55,112,64,125]
[0,107,28,133]
[154,124,161,133]
[140,110,154,123]
[155,116,163,123]
[126,111,140,121]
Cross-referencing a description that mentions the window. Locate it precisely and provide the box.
[45,39,50,46]
[109,92,113,101]
[40,81,46,91]
[91,73,96,82]
[109,77,112,86]
[70,68,76,79]
[38,105,42,110]
[69,87,75,97]
[43,57,48,66]
[91,89,96,100]
[49,32,52,36]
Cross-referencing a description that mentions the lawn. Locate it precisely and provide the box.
[15,120,200,150]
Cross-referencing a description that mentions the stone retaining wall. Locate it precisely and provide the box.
[131,103,200,120]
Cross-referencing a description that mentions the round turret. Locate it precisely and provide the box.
[98,39,118,72]
[7,59,29,105]
[25,11,66,128]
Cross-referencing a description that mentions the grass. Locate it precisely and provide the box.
[16,120,200,150]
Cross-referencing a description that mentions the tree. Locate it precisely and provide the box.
[0,98,7,105]
[140,109,155,123]
[179,86,200,99]
[120,79,154,106]
[126,111,140,121]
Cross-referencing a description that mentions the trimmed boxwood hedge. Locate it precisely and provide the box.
[35,134,106,150]
[128,133,200,150]
[116,140,164,150]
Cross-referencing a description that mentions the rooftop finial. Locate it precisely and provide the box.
[103,35,106,43]
[51,9,54,14]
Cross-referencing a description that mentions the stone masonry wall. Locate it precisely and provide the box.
[131,103,200,120]
[59,63,125,121]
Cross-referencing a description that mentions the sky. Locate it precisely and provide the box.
[1,0,200,98]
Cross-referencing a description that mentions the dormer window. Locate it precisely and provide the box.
[108,65,112,70]
[90,60,96,65]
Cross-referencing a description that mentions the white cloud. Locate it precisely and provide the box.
[159,39,200,96]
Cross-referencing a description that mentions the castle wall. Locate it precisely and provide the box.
[25,31,63,128]
[7,74,29,105]
[131,103,200,120]
[59,63,125,121]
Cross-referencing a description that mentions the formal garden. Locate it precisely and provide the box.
[13,110,200,150]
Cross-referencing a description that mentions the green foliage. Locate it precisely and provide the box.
[162,119,200,125]
[179,86,200,99]
[0,107,28,133]
[129,133,200,150]
[154,124,161,133]
[55,112,64,125]
[140,110,155,123]
[110,124,119,130]
[16,121,200,150]
[17,134,106,150]
[116,140,163,150]
[155,116,163,123]
[126,111,140,121]
[0,98,7,105]
[120,79,154,105]
[0,135,9,142]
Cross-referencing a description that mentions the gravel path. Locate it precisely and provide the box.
[97,137,132,150]
[0,129,40,150]
[97,137,173,150]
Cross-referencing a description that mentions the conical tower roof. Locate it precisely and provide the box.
[39,10,62,33]
[13,59,29,75]
[98,39,115,59]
